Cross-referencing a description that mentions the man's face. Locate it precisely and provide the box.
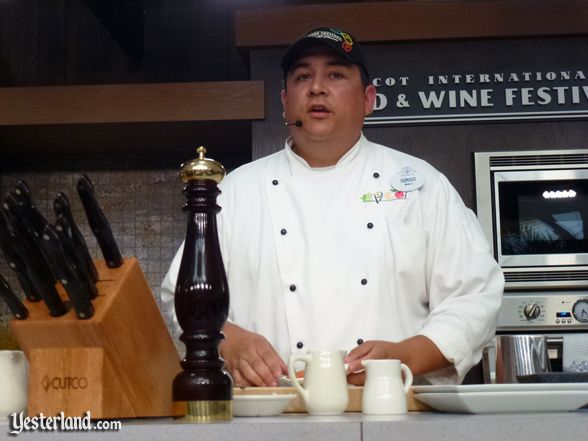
[281,48,376,146]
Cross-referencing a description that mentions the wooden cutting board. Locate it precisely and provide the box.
[233,386,432,412]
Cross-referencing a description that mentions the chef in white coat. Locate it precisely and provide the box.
[161,27,504,387]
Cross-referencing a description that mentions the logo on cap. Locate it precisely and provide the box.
[340,31,353,53]
[305,28,354,53]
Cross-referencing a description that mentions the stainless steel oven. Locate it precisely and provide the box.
[474,149,588,380]
[475,149,588,290]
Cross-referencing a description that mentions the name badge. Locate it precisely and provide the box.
[391,167,424,192]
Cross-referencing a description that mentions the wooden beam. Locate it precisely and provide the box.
[235,0,588,48]
[0,82,265,126]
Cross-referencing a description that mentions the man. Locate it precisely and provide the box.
[161,27,503,387]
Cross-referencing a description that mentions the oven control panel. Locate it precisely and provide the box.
[497,291,588,331]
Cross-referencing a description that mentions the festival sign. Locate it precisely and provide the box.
[365,37,588,125]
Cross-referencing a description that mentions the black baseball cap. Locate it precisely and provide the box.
[281,27,369,81]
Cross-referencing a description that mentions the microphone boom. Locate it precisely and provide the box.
[284,120,303,127]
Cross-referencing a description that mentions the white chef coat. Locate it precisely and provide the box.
[161,134,504,384]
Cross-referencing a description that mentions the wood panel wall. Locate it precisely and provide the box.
[236,0,588,47]
[0,0,251,87]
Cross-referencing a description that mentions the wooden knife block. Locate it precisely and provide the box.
[10,257,185,419]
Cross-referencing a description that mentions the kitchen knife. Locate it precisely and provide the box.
[53,192,99,283]
[55,215,98,300]
[41,225,94,319]
[1,209,67,317]
[3,192,44,243]
[4,191,49,240]
[14,180,33,207]
[76,174,123,268]
[0,213,40,302]
[3,192,58,284]
[0,274,29,320]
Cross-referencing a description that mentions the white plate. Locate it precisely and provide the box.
[412,383,588,394]
[414,390,588,414]
[233,394,296,417]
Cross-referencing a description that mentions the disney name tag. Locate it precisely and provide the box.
[391,167,424,192]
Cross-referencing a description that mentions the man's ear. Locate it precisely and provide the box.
[281,89,287,109]
[364,84,377,116]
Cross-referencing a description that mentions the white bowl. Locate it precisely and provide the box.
[233,394,296,417]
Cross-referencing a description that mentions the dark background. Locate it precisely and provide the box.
[0,0,354,87]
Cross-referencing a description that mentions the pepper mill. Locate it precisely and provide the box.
[173,146,233,421]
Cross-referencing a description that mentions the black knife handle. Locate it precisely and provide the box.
[11,230,67,317]
[42,225,94,320]
[55,216,98,300]
[54,193,99,283]
[0,212,41,302]
[77,175,123,268]
[0,248,39,302]
[53,192,73,221]
[12,269,39,303]
[26,262,67,317]
[14,180,33,207]
[0,274,29,320]
[2,208,61,312]
[3,193,59,287]
[2,203,62,309]
[3,193,41,240]
[5,191,49,239]
[93,225,123,268]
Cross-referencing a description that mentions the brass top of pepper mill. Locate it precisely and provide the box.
[180,146,226,184]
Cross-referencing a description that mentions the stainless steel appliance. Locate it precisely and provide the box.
[474,149,588,378]
[494,335,550,383]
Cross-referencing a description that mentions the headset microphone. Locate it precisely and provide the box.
[284,120,303,127]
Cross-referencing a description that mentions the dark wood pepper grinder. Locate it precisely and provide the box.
[173,146,233,421]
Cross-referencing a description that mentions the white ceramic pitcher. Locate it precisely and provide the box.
[0,350,28,419]
[361,359,413,415]
[288,350,349,415]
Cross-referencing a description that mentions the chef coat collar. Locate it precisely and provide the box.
[285,134,365,173]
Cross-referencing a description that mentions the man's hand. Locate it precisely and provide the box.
[344,336,451,385]
[220,323,288,387]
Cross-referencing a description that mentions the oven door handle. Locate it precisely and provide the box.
[546,336,563,345]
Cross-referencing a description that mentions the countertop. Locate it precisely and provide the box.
[1,411,587,441]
